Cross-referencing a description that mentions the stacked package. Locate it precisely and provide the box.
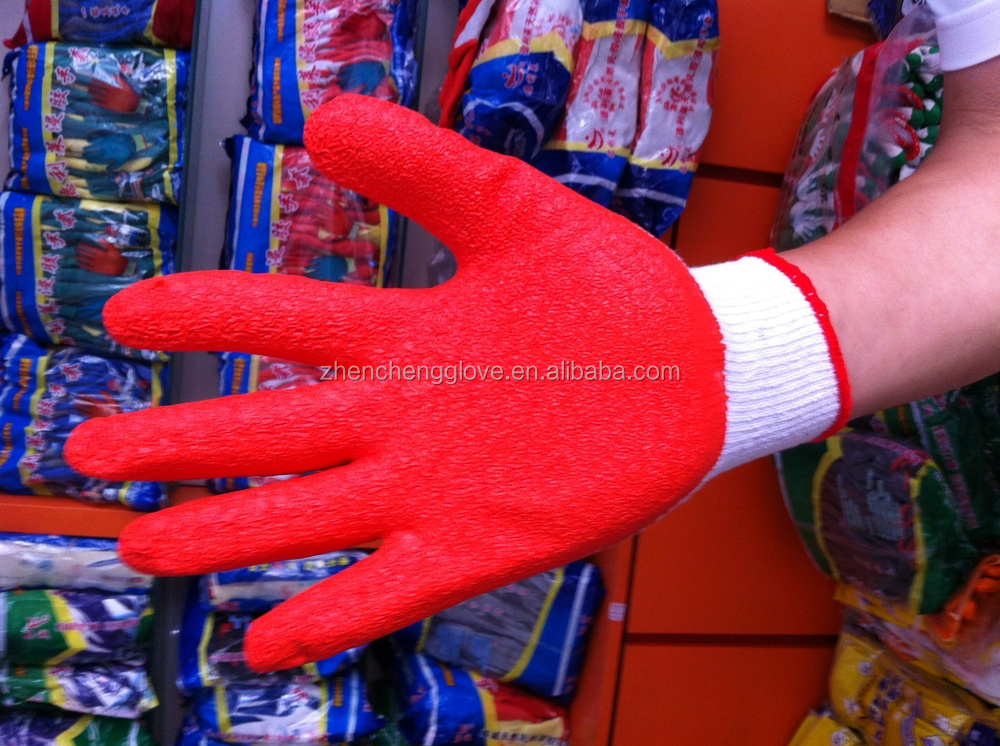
[439,0,719,237]
[177,550,386,745]
[0,0,195,509]
[774,9,1000,743]
[210,0,418,495]
[0,532,158,743]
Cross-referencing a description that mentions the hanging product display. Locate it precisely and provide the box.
[245,0,418,144]
[0,660,157,718]
[0,192,176,360]
[0,532,152,592]
[778,429,977,615]
[0,710,154,746]
[182,673,385,745]
[0,588,152,665]
[393,559,603,700]
[5,0,197,49]
[4,42,189,204]
[0,334,167,510]
[391,648,570,746]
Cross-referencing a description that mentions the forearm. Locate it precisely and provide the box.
[787,56,1000,417]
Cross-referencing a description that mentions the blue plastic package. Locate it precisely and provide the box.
[392,649,570,746]
[191,673,384,745]
[394,560,603,699]
[0,334,167,509]
[0,192,176,359]
[245,0,418,145]
[609,0,718,236]
[0,709,154,746]
[178,600,365,694]
[4,42,189,204]
[199,550,370,612]
[0,532,152,592]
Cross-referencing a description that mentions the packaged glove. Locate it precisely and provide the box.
[0,709,154,746]
[179,601,365,694]
[771,8,941,251]
[830,627,1000,745]
[0,532,152,592]
[1,588,152,665]
[0,334,167,510]
[191,672,384,745]
[392,649,569,746]
[0,660,157,718]
[394,560,603,699]
[199,550,370,612]
[609,0,718,236]
[531,0,649,206]
[0,192,176,360]
[245,0,417,144]
[4,42,189,204]
[66,95,854,671]
[442,0,584,161]
[5,0,197,49]
[777,429,977,615]
[788,708,863,746]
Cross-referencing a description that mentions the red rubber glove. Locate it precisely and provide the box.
[88,74,141,114]
[65,95,850,672]
[77,239,129,276]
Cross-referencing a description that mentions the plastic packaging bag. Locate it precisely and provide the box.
[531,0,649,207]
[788,708,863,746]
[0,192,176,360]
[0,532,152,592]
[444,0,584,161]
[394,560,603,699]
[0,334,168,510]
[609,0,718,236]
[245,0,418,145]
[5,0,197,50]
[1,588,152,665]
[771,8,940,250]
[190,673,385,745]
[178,601,365,694]
[777,429,978,615]
[392,649,570,746]
[829,626,1000,745]
[0,709,154,746]
[0,660,158,718]
[199,550,370,612]
[4,42,189,204]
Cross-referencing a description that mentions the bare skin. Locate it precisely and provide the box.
[789,55,1000,416]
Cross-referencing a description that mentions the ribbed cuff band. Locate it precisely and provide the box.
[689,250,851,478]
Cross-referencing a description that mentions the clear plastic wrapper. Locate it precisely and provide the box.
[0,192,176,360]
[0,659,157,718]
[771,7,941,250]
[531,0,648,207]
[776,429,977,615]
[0,532,152,592]
[4,42,189,204]
[830,626,1000,745]
[199,550,370,612]
[5,0,197,49]
[245,0,418,145]
[0,334,167,510]
[447,0,584,161]
[0,709,154,746]
[609,0,718,236]
[392,648,569,746]
[190,673,384,745]
[178,601,365,694]
[1,588,152,665]
[393,560,603,699]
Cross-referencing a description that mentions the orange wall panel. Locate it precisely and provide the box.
[701,0,872,174]
[628,458,841,635]
[612,642,835,745]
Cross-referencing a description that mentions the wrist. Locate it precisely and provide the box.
[689,249,852,478]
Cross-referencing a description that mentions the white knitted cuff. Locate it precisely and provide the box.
[690,251,850,480]
[927,0,1000,71]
